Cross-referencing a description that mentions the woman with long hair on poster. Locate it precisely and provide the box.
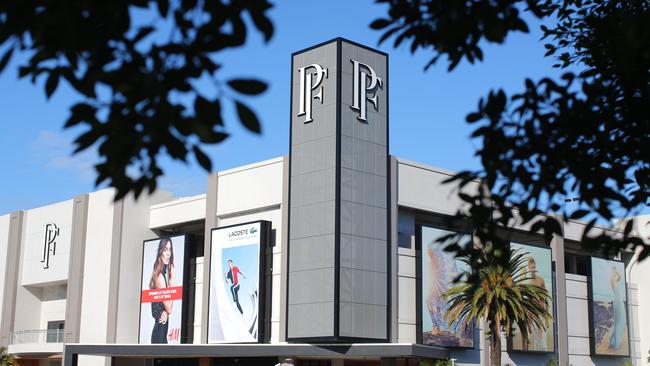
[150,238,174,344]
[609,266,625,350]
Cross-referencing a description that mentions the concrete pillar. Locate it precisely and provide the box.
[279,155,290,342]
[64,194,89,343]
[106,198,125,343]
[201,173,219,343]
[0,211,24,346]
[389,156,398,343]
[550,218,568,366]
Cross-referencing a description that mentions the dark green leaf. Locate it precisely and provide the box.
[250,12,274,42]
[133,26,155,43]
[466,112,482,123]
[193,145,212,171]
[194,96,222,125]
[156,0,169,17]
[65,103,97,128]
[45,71,60,99]
[235,101,261,133]
[370,19,391,30]
[227,79,267,95]
[0,47,14,73]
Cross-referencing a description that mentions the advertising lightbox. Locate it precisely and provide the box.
[208,221,269,343]
[508,242,555,353]
[589,257,629,356]
[420,226,474,348]
[138,235,188,344]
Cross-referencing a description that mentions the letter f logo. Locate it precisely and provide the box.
[297,64,328,123]
[351,59,383,121]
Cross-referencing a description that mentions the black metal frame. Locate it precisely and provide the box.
[206,220,271,344]
[137,234,192,344]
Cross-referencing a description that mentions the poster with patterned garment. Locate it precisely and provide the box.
[421,226,474,348]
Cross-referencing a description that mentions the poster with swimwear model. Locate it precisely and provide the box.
[138,235,186,344]
[421,226,474,348]
[208,221,268,343]
[590,257,629,356]
[509,242,555,352]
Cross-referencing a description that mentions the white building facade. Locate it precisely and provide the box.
[1,39,648,366]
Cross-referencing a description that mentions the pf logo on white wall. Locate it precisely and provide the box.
[297,63,328,123]
[41,223,59,269]
[350,59,382,121]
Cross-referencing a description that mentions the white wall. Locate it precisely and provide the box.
[39,285,67,330]
[21,200,74,286]
[629,214,650,365]
[149,194,206,229]
[628,283,642,365]
[0,214,10,322]
[216,157,284,216]
[78,189,115,344]
[397,246,417,344]
[193,258,204,344]
[397,159,476,216]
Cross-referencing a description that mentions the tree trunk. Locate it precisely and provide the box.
[490,320,501,366]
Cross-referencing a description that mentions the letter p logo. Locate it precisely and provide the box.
[297,63,328,123]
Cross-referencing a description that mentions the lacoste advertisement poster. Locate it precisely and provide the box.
[208,222,263,343]
[138,235,186,344]
[509,242,555,352]
[590,257,629,356]
[421,226,474,348]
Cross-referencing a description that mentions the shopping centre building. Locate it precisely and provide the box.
[1,39,649,366]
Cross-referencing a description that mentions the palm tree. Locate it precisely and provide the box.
[0,347,13,366]
[442,245,552,366]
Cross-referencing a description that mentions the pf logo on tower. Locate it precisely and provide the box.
[41,223,59,269]
[350,59,383,121]
[297,63,328,123]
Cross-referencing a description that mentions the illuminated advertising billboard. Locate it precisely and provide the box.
[509,242,555,353]
[420,226,474,348]
[138,235,188,344]
[589,257,629,356]
[208,221,269,343]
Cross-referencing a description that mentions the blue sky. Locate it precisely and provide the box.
[0,1,564,214]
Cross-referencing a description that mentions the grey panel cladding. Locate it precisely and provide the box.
[288,41,338,339]
[338,40,388,340]
[287,39,388,340]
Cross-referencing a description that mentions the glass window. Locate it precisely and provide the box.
[46,320,64,343]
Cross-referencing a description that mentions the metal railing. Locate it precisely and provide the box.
[11,329,66,344]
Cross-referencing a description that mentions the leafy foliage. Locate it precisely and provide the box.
[0,0,273,199]
[0,347,12,366]
[374,0,649,259]
[443,245,552,366]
